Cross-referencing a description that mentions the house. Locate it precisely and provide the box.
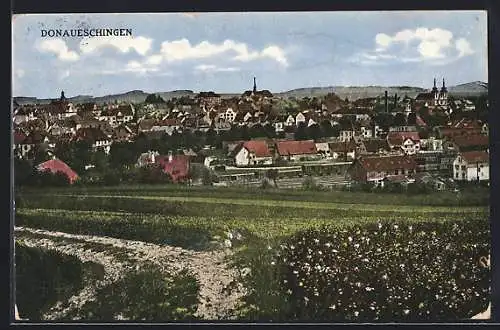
[112,125,135,142]
[276,140,318,161]
[74,127,112,154]
[36,158,79,184]
[315,142,330,158]
[220,108,237,123]
[137,150,160,167]
[156,154,191,183]
[349,155,417,184]
[450,134,489,152]
[386,132,421,155]
[13,131,30,159]
[284,115,295,127]
[295,112,306,126]
[453,151,489,182]
[328,140,356,161]
[233,140,273,166]
[196,91,222,107]
[359,138,391,155]
[98,104,134,127]
[339,129,356,142]
[436,126,482,140]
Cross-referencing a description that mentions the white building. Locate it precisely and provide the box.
[453,151,489,181]
[233,141,273,166]
[295,112,306,126]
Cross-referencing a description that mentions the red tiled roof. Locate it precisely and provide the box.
[156,155,190,183]
[358,155,416,172]
[387,132,420,146]
[242,140,272,157]
[37,159,79,184]
[452,134,489,148]
[440,127,482,138]
[460,151,489,163]
[276,140,317,156]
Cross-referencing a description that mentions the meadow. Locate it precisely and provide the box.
[14,184,490,321]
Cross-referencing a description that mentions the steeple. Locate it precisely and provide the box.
[60,90,66,101]
[253,77,257,93]
[441,78,447,93]
[431,77,438,94]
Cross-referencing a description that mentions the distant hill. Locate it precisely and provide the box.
[277,86,427,100]
[13,81,487,105]
[447,81,488,97]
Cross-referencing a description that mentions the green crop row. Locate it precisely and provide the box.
[16,183,489,206]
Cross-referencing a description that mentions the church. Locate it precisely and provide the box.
[415,78,448,108]
[241,77,273,99]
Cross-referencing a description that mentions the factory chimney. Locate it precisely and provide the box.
[384,91,388,113]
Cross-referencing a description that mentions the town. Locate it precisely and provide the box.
[13,77,489,193]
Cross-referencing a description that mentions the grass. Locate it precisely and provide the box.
[16,183,489,206]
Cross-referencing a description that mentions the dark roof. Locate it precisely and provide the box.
[74,127,110,143]
[328,140,356,153]
[357,155,416,172]
[452,134,489,149]
[387,132,420,147]
[460,151,489,163]
[363,138,390,153]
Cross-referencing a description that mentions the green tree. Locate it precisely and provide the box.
[294,122,308,140]
[145,94,165,104]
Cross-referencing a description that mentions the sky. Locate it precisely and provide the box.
[12,11,488,98]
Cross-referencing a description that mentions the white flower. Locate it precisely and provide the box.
[382,274,388,280]
[290,245,295,250]
[293,270,299,274]
[224,239,232,248]
[404,309,410,315]
[325,242,331,247]
[235,232,242,240]
[271,261,275,266]
[394,224,399,230]
[365,287,374,291]
[267,245,272,250]
[362,258,369,262]
[332,249,339,253]
[299,282,303,287]
[348,236,353,242]
[376,248,381,252]
[318,251,323,255]
[378,223,382,229]
[354,311,359,317]
[408,226,413,231]
[241,267,251,277]
[314,238,320,243]
[226,232,233,240]
[354,243,360,249]
[329,304,336,310]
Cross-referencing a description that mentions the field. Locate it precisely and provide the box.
[14,184,490,321]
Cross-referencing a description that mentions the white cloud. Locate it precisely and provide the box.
[36,38,79,62]
[456,38,475,57]
[194,64,240,72]
[79,36,153,56]
[158,39,288,66]
[353,27,474,65]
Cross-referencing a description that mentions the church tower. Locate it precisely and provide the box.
[432,78,439,106]
[439,78,448,107]
[60,90,66,101]
[253,77,257,94]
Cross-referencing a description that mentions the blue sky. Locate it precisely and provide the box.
[12,11,488,98]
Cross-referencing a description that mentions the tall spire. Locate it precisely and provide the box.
[434,78,436,88]
[442,78,445,88]
[253,77,257,93]
[60,90,66,101]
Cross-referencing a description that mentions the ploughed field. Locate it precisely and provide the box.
[14,185,490,322]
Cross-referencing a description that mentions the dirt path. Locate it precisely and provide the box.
[14,226,246,321]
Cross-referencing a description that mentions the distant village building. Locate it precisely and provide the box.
[453,151,489,181]
[276,140,318,161]
[233,140,274,166]
[349,155,417,184]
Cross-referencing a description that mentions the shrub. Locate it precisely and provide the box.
[70,264,200,321]
[267,219,490,321]
[15,242,84,320]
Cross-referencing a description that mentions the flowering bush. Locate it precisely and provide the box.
[272,219,490,321]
